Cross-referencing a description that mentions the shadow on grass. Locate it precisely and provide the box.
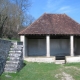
[23,62,26,67]
[17,62,26,72]
[0,62,26,80]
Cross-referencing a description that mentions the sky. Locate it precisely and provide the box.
[29,0,80,23]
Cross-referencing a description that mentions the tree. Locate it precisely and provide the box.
[0,0,8,37]
[0,14,7,37]
[0,0,34,39]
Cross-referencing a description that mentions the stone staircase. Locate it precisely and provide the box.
[55,60,65,64]
[55,56,65,64]
[4,41,23,73]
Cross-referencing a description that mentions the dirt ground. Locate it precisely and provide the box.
[55,71,74,80]
[55,65,77,80]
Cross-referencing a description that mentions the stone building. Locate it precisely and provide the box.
[18,13,80,63]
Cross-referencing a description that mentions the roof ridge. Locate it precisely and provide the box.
[44,13,66,15]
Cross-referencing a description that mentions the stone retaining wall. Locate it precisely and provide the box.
[4,41,23,73]
[24,57,55,63]
[66,56,80,63]
[0,39,11,75]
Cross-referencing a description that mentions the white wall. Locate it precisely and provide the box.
[27,39,46,56]
[27,39,70,56]
[75,39,80,55]
[50,39,70,56]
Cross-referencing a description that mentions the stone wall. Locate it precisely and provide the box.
[0,39,11,75]
[4,41,23,73]
[66,56,80,63]
[24,57,55,63]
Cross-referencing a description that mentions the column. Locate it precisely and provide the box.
[46,35,50,57]
[70,35,74,56]
[20,35,27,58]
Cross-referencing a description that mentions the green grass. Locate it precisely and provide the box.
[64,63,80,80]
[1,62,80,80]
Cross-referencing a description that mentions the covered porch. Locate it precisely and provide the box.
[18,13,80,63]
[20,34,80,63]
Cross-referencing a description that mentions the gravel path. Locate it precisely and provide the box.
[55,65,75,80]
[62,72,74,80]
[55,72,74,80]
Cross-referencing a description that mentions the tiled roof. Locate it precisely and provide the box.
[18,13,80,35]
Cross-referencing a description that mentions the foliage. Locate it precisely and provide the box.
[0,0,35,39]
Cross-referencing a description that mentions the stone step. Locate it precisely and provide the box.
[8,55,23,58]
[11,44,23,47]
[4,68,17,73]
[4,67,17,70]
[9,50,22,53]
[5,64,18,68]
[17,45,23,48]
[8,57,21,61]
[9,51,22,54]
[6,61,19,64]
[10,48,22,51]
[5,70,16,73]
[55,60,65,64]
[8,56,22,60]
[9,53,22,57]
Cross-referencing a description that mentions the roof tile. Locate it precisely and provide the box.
[18,13,80,35]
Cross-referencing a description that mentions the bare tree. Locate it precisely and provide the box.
[0,0,9,37]
[24,14,35,26]
[0,0,34,39]
[0,14,7,37]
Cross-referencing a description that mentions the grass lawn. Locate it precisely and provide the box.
[1,61,80,80]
